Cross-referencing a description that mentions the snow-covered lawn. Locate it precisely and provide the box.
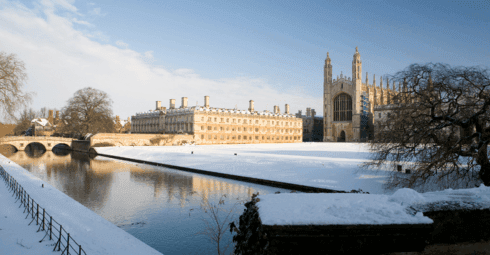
[0,154,163,255]
[95,143,392,194]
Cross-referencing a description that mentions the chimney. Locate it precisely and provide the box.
[170,99,176,109]
[156,101,161,110]
[249,100,254,112]
[311,109,316,117]
[181,97,188,108]
[55,111,60,119]
[306,108,311,117]
[296,110,302,118]
[48,110,54,124]
[204,96,210,108]
[285,104,290,114]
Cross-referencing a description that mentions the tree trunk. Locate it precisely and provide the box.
[477,145,490,186]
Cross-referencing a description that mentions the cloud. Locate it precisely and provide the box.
[115,40,128,48]
[0,0,321,122]
[72,17,91,26]
[89,7,104,16]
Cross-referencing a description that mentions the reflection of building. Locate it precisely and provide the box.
[296,108,323,142]
[131,96,303,144]
[323,47,399,142]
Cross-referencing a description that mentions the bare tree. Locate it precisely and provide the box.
[190,194,244,255]
[12,108,37,135]
[0,51,34,122]
[365,63,490,190]
[59,87,115,138]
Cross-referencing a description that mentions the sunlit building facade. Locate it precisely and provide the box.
[131,96,303,144]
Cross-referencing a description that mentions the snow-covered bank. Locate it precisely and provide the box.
[256,186,490,225]
[95,143,390,194]
[0,154,163,255]
[257,190,432,225]
[0,171,59,255]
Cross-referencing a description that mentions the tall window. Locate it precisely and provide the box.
[334,93,352,121]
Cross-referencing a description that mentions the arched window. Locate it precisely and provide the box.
[334,93,352,121]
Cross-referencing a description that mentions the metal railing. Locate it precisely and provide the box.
[0,166,87,255]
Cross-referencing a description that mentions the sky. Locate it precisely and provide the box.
[0,0,489,123]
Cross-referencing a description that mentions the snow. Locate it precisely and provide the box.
[31,118,50,127]
[256,193,434,225]
[0,171,59,255]
[256,185,490,226]
[0,154,163,255]
[95,143,389,194]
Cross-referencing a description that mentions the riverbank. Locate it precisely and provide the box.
[94,143,390,194]
[0,154,163,255]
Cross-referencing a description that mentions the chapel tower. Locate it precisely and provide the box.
[351,47,362,141]
[323,52,333,141]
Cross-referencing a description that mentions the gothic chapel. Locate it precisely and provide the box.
[323,47,399,142]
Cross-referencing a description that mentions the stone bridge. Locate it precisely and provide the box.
[0,136,76,151]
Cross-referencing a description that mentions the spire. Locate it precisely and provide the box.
[373,74,376,87]
[380,76,383,88]
[366,72,369,85]
[352,46,361,81]
[325,52,331,65]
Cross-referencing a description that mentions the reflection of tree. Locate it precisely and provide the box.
[8,151,114,212]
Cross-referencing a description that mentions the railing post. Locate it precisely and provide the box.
[66,233,70,255]
[36,204,39,225]
[42,208,45,231]
[49,216,53,240]
[79,244,81,255]
[31,200,34,219]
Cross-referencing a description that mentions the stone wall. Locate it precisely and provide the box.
[90,133,197,147]
[72,140,91,152]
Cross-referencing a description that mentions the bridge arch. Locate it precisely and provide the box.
[0,144,18,154]
[52,143,72,150]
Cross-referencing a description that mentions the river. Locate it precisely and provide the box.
[1,144,290,255]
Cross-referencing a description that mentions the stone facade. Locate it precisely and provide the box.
[323,47,399,142]
[131,96,303,144]
[131,101,166,134]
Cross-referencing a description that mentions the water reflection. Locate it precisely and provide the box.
[3,148,289,255]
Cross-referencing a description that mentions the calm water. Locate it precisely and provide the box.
[2,145,290,255]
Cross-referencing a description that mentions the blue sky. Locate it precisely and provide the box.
[1,0,489,122]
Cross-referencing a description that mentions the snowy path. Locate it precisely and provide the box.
[0,155,163,255]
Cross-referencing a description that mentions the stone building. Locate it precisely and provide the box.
[296,108,323,142]
[131,101,166,134]
[323,47,399,142]
[131,96,303,144]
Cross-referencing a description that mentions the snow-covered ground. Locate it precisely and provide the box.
[257,186,490,225]
[95,143,392,194]
[0,154,163,255]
